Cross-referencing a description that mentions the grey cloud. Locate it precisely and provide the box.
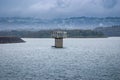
[56,0,70,8]
[102,0,117,8]
[0,0,120,18]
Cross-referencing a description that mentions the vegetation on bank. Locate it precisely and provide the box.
[94,25,120,37]
[0,29,105,38]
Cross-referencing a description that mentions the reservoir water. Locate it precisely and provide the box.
[0,38,120,80]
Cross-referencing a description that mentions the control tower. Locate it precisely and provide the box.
[51,31,67,48]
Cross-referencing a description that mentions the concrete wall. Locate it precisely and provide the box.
[55,38,63,48]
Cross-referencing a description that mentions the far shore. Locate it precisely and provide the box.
[0,36,25,43]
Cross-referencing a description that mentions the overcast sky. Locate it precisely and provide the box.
[0,0,120,18]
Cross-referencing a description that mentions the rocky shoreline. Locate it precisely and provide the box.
[0,37,25,43]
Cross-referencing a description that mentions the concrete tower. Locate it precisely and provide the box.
[51,31,67,48]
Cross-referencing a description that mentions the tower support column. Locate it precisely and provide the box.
[55,38,63,48]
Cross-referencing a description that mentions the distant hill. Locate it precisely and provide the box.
[0,17,120,30]
[94,25,120,37]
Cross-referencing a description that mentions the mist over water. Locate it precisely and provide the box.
[0,38,120,80]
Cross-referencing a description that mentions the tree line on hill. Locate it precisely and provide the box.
[0,29,105,38]
[1,25,120,38]
[94,25,120,37]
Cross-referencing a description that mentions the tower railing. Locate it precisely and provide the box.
[51,31,67,38]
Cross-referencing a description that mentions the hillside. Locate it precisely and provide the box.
[94,25,120,37]
[0,17,120,30]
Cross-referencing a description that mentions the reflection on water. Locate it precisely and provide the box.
[0,38,120,80]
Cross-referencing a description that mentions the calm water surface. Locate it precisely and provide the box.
[0,38,120,80]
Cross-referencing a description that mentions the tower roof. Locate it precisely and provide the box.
[51,31,67,38]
